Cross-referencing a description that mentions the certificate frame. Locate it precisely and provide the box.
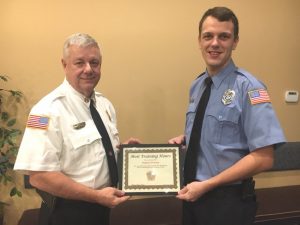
[118,144,183,195]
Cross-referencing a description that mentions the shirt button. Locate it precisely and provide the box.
[87,139,90,143]
[219,115,222,119]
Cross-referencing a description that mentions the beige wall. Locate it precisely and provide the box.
[1,0,300,224]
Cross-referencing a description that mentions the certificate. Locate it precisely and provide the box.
[118,144,182,195]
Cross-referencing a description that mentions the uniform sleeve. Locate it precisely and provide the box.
[14,105,63,173]
[241,80,286,151]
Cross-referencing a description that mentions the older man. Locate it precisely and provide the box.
[14,33,138,225]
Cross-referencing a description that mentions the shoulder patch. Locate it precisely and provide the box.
[248,89,271,105]
[27,115,49,130]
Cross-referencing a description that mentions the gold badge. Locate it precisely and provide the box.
[73,122,86,130]
[222,89,235,105]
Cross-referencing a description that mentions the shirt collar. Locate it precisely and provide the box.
[207,60,237,89]
[63,79,96,104]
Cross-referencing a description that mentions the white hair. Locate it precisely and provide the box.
[63,33,101,59]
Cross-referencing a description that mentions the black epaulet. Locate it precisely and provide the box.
[195,72,206,80]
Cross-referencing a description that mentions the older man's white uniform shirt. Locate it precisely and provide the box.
[14,79,120,189]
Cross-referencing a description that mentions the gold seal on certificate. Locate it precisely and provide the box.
[118,144,182,195]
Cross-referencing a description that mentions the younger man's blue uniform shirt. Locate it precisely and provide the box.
[185,60,286,181]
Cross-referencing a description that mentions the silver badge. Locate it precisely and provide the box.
[222,89,235,105]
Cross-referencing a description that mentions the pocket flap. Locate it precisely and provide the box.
[69,119,101,149]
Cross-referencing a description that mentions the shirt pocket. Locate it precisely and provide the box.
[65,120,102,170]
[185,102,197,144]
[68,119,101,150]
[206,105,241,145]
[106,122,120,154]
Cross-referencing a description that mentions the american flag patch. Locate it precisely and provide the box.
[27,115,49,130]
[248,89,271,105]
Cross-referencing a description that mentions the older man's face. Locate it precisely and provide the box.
[62,45,101,97]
